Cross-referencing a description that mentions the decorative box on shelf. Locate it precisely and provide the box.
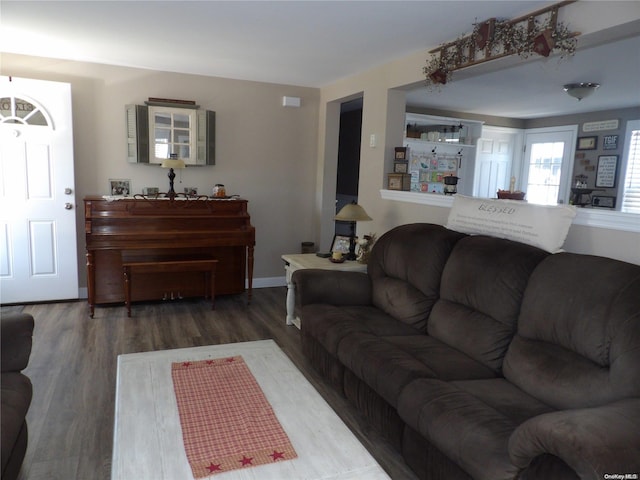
[387,173,411,191]
[394,147,408,160]
[393,161,409,173]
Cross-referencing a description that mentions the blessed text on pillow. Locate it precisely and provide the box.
[446,195,576,253]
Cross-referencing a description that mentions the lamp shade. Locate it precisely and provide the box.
[335,203,372,222]
[161,157,186,169]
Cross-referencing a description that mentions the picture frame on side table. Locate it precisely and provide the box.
[109,179,131,196]
[577,136,598,150]
[330,234,351,255]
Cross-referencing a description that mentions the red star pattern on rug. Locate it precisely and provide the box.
[206,360,214,365]
[225,357,236,363]
[182,361,192,367]
[239,455,253,466]
[270,450,285,461]
[206,462,222,473]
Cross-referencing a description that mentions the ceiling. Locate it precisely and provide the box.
[1,1,639,119]
[404,35,640,119]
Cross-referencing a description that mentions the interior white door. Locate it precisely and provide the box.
[0,76,78,303]
[473,127,521,198]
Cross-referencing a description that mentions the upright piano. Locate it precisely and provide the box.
[84,196,255,317]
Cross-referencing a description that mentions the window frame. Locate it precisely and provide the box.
[148,105,197,165]
[617,119,640,214]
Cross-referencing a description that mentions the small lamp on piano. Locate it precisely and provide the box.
[335,202,372,261]
[161,153,186,199]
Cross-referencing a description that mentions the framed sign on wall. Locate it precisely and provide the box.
[595,155,618,188]
[577,136,597,150]
[602,135,619,150]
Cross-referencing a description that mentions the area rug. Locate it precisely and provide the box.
[171,355,297,478]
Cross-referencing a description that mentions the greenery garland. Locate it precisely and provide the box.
[423,15,577,89]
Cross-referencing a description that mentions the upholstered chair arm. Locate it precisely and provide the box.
[292,269,372,308]
[509,398,640,480]
[1,313,34,373]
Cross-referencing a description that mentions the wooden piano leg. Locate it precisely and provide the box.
[86,251,95,318]
[247,245,254,305]
[123,266,132,317]
[210,268,216,310]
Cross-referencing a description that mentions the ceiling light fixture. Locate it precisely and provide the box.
[563,82,600,101]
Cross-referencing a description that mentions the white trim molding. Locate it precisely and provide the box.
[380,189,454,207]
[379,189,640,233]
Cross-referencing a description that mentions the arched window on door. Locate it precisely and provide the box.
[0,95,51,126]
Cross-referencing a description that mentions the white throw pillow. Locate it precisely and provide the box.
[446,195,576,253]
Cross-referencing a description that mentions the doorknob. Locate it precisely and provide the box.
[65,203,73,210]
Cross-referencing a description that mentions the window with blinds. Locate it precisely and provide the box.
[621,124,640,214]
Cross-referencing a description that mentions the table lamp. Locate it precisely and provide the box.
[335,202,372,260]
[161,154,186,199]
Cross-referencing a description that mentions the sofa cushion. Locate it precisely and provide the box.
[428,235,549,373]
[301,303,421,356]
[337,334,497,407]
[397,378,553,480]
[503,253,640,409]
[368,223,465,331]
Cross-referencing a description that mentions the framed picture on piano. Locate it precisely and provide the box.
[109,179,131,197]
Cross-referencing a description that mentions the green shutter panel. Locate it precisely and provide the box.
[197,110,216,165]
[125,104,149,163]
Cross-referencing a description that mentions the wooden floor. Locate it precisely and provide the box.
[7,288,418,480]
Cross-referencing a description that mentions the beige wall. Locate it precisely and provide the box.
[1,54,320,288]
[316,3,640,265]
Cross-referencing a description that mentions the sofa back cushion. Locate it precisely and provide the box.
[428,235,549,374]
[368,223,465,332]
[503,253,640,409]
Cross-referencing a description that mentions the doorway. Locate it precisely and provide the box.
[335,98,363,236]
[0,76,79,303]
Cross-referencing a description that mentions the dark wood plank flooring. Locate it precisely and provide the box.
[8,288,418,480]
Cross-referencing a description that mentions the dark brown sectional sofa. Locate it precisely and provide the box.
[1,312,34,480]
[293,223,640,480]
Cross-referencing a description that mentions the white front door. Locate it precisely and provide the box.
[0,76,78,303]
[522,126,577,205]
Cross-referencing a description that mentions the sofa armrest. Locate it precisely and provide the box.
[509,398,640,480]
[292,269,372,308]
[1,313,34,373]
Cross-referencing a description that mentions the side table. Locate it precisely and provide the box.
[281,253,367,328]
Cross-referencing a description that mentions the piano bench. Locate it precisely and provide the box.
[121,256,218,317]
